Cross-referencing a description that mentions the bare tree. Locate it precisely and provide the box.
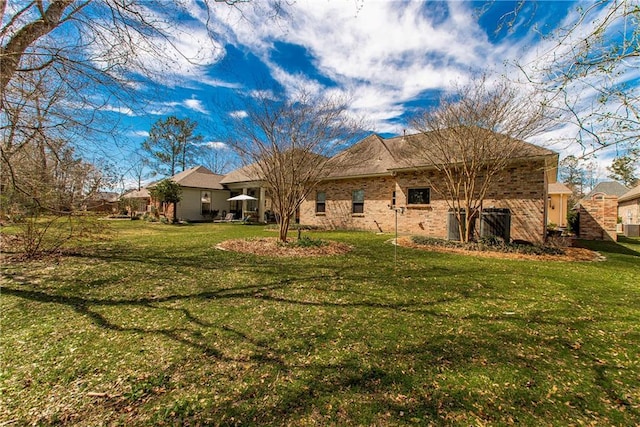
[517,0,639,155]
[1,0,282,257]
[410,76,551,242]
[199,143,237,175]
[226,88,364,242]
[1,1,280,209]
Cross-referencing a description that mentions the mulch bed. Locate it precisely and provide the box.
[216,236,602,262]
[395,236,604,262]
[216,237,352,257]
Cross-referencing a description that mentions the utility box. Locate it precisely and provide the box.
[447,209,476,241]
[480,208,511,242]
[624,224,640,237]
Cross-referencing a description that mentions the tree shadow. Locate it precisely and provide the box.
[3,254,638,425]
[575,238,640,258]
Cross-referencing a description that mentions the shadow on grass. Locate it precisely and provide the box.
[4,270,639,424]
[575,237,640,258]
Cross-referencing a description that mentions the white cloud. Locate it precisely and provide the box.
[129,130,150,138]
[229,110,248,119]
[208,0,497,132]
[184,98,208,114]
[204,141,228,150]
[101,105,136,116]
[89,2,226,87]
[199,77,243,89]
[147,98,209,115]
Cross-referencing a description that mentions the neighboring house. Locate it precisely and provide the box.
[84,191,119,213]
[547,182,573,228]
[121,188,151,214]
[297,132,558,244]
[618,184,640,225]
[576,181,628,242]
[149,166,230,222]
[584,181,629,200]
[219,164,268,221]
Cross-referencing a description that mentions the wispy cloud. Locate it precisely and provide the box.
[147,98,208,115]
[210,1,498,131]
[204,141,228,150]
[129,130,150,138]
[199,77,243,89]
[101,105,136,116]
[184,98,208,114]
[229,110,248,119]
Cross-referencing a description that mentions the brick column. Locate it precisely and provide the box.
[578,196,618,241]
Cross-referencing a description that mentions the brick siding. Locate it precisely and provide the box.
[300,159,548,243]
[578,196,618,241]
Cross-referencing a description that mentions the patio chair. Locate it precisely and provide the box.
[214,213,235,223]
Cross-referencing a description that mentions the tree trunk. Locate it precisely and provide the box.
[172,201,178,223]
[0,0,75,92]
[279,215,290,242]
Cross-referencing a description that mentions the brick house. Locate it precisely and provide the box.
[298,132,558,244]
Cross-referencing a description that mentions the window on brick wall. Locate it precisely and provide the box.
[407,188,430,205]
[352,189,364,214]
[391,191,396,207]
[316,191,326,213]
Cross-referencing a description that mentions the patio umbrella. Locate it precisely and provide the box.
[227,194,258,219]
[226,194,258,201]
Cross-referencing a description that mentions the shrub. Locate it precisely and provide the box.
[410,235,564,256]
[280,236,328,248]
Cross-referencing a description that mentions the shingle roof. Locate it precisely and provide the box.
[548,182,573,195]
[322,130,555,178]
[618,184,640,203]
[585,181,629,198]
[219,163,263,184]
[323,134,398,179]
[220,150,329,184]
[167,166,226,189]
[89,191,119,202]
[122,188,150,199]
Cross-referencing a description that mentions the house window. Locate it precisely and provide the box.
[201,191,211,215]
[316,191,326,213]
[407,188,430,205]
[352,189,365,214]
[391,191,396,207]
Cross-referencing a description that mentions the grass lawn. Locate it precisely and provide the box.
[1,222,639,426]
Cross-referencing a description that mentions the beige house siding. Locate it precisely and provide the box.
[618,199,640,225]
[176,187,229,221]
[300,159,548,243]
[547,194,569,227]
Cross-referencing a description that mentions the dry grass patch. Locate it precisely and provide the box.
[216,237,352,257]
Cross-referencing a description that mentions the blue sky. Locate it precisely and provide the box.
[92,0,637,186]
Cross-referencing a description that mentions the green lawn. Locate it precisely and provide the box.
[2,222,639,426]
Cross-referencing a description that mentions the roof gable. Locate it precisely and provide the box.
[219,129,558,183]
[585,181,629,199]
[324,134,398,178]
[548,182,573,195]
[619,184,640,202]
[168,166,226,190]
[384,130,556,171]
